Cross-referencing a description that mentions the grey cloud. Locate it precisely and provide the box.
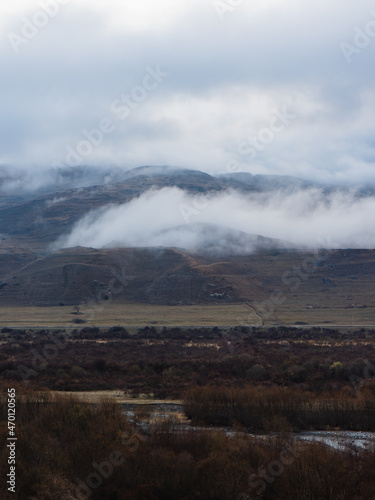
[0,0,375,182]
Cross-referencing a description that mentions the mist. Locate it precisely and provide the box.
[0,165,128,194]
[54,187,375,253]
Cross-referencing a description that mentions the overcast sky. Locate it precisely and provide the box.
[1,0,375,183]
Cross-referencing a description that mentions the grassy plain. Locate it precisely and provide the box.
[0,301,374,327]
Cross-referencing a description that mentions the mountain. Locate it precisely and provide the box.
[0,164,129,196]
[0,165,374,313]
[0,241,35,277]
[0,245,248,306]
[219,171,375,196]
[143,223,294,256]
[0,167,259,251]
[0,246,374,312]
[218,172,319,191]
[0,165,366,254]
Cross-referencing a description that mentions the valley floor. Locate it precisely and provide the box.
[0,302,374,327]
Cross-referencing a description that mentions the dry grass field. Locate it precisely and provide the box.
[0,301,374,327]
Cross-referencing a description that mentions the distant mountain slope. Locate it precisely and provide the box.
[0,168,259,250]
[0,241,36,278]
[0,246,240,306]
[0,247,374,313]
[219,172,318,191]
[219,171,375,196]
[0,166,372,254]
[0,221,294,283]
[146,223,294,255]
[0,165,129,196]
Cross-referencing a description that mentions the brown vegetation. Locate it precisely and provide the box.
[1,326,375,398]
[184,384,375,431]
[1,388,375,499]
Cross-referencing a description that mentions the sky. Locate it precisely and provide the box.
[1,0,375,184]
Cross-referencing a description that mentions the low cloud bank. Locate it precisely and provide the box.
[53,187,375,253]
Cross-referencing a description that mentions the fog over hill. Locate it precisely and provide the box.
[54,184,375,252]
[0,165,373,308]
[48,166,375,253]
[1,163,374,197]
[0,165,374,256]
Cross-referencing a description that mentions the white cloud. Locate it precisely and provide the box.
[81,0,200,33]
[54,187,375,252]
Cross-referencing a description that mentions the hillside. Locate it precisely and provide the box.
[0,166,373,325]
[0,247,374,323]
[0,168,258,251]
